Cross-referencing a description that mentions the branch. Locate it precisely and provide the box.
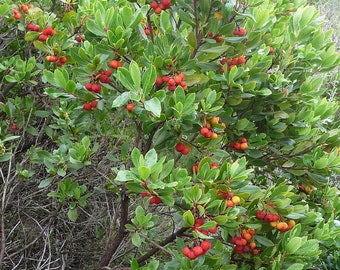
[97,185,130,269]
[136,226,187,265]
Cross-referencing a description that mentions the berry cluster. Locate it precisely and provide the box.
[109,59,123,69]
[230,137,248,150]
[141,182,162,205]
[192,218,218,235]
[97,70,112,84]
[233,27,246,36]
[141,192,162,204]
[200,126,218,139]
[150,0,172,14]
[231,229,258,255]
[27,23,40,32]
[220,56,246,72]
[13,4,34,20]
[175,142,190,155]
[83,100,98,111]
[256,209,295,232]
[84,69,112,95]
[216,190,240,207]
[45,55,67,67]
[182,240,211,260]
[13,9,21,20]
[155,73,187,91]
[39,26,56,42]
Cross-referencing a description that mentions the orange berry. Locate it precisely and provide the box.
[242,232,252,241]
[288,220,296,227]
[226,200,234,208]
[249,242,256,249]
[126,103,135,112]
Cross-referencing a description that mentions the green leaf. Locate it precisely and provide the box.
[54,69,68,89]
[33,41,51,53]
[67,208,79,222]
[138,166,151,180]
[0,153,12,162]
[115,170,138,182]
[254,235,274,247]
[287,264,304,270]
[38,178,53,188]
[144,97,161,117]
[314,158,328,169]
[129,61,141,91]
[285,237,302,254]
[183,210,195,227]
[145,149,157,168]
[117,67,136,92]
[86,19,106,36]
[132,232,142,247]
[142,65,156,97]
[112,92,130,108]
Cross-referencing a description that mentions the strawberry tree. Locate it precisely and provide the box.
[0,0,339,269]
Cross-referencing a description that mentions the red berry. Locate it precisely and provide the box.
[208,225,218,233]
[240,137,247,143]
[109,59,123,69]
[256,210,266,220]
[215,35,223,43]
[175,142,185,152]
[154,197,162,204]
[99,74,111,83]
[91,100,98,108]
[91,84,101,93]
[27,23,35,30]
[233,28,240,36]
[154,76,163,85]
[200,127,209,136]
[150,1,159,9]
[195,218,204,226]
[252,249,259,255]
[162,75,170,82]
[182,246,190,257]
[43,27,55,36]
[85,83,93,91]
[161,0,171,8]
[83,103,92,111]
[237,56,246,64]
[149,197,156,204]
[126,103,135,112]
[59,56,67,63]
[76,36,84,42]
[192,246,204,257]
[144,28,151,35]
[239,27,246,36]
[200,240,211,253]
[141,192,149,198]
[10,124,19,131]
[181,146,190,155]
[104,70,112,77]
[39,34,48,41]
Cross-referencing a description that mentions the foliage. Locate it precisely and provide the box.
[0,0,339,269]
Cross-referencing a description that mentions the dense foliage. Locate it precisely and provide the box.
[0,0,339,269]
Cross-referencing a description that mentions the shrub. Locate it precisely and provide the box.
[0,0,339,269]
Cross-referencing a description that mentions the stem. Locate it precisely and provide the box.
[97,185,130,269]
